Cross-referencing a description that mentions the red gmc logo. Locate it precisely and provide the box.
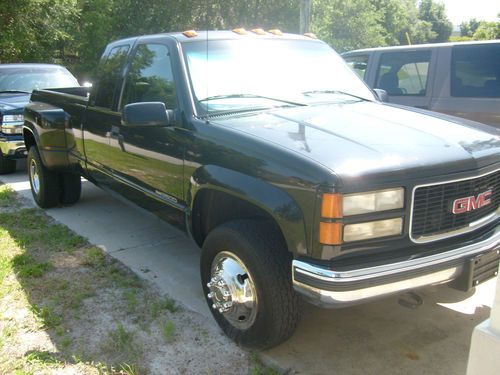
[452,190,492,214]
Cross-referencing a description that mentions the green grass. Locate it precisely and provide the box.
[162,320,176,343]
[0,185,16,207]
[150,295,178,317]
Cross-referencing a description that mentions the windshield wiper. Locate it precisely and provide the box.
[0,90,31,94]
[199,93,306,107]
[302,90,366,101]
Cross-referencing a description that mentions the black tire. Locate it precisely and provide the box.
[0,151,16,174]
[200,220,299,350]
[60,172,81,205]
[27,147,60,208]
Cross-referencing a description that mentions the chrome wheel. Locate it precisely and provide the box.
[207,251,258,329]
[30,158,40,195]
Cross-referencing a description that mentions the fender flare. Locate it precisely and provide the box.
[188,165,308,255]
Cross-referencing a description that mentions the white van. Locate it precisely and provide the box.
[342,40,500,128]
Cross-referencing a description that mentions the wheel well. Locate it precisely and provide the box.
[23,129,36,151]
[191,189,287,249]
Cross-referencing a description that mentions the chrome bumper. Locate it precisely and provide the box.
[0,137,26,158]
[293,226,500,308]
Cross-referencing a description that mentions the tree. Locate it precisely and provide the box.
[460,18,482,37]
[0,0,80,63]
[473,21,500,40]
[417,0,452,42]
[312,0,386,52]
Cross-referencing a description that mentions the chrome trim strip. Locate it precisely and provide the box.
[409,168,500,244]
[292,226,500,306]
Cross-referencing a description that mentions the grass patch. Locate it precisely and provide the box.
[30,305,62,329]
[162,320,176,343]
[150,295,178,317]
[0,185,16,207]
[250,352,280,375]
[12,254,52,278]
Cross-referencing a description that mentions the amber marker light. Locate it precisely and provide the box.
[251,28,266,35]
[232,28,248,35]
[321,193,343,219]
[182,30,198,38]
[268,29,283,36]
[319,222,343,245]
[304,32,317,39]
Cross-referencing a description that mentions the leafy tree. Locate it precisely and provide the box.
[0,0,79,63]
[473,21,500,40]
[312,0,386,52]
[460,18,482,37]
[417,0,452,42]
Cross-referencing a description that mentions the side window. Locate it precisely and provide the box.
[93,45,130,109]
[344,55,369,80]
[121,44,177,109]
[451,44,500,98]
[376,50,431,96]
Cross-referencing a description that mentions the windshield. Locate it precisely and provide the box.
[182,39,375,115]
[0,67,79,93]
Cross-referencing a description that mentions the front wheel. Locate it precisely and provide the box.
[27,147,60,208]
[200,220,299,349]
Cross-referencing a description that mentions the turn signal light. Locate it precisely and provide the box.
[268,29,283,36]
[321,193,343,219]
[319,222,342,245]
[182,30,198,38]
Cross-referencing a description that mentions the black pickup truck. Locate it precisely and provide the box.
[23,30,500,349]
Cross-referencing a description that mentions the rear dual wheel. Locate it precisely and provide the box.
[27,147,81,208]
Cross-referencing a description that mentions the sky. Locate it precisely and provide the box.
[439,0,499,25]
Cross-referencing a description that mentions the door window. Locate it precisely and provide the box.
[121,44,177,109]
[343,55,369,80]
[451,44,500,98]
[376,50,431,96]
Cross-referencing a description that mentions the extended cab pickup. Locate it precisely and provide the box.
[23,31,500,349]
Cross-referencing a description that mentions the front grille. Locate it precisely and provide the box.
[411,170,500,241]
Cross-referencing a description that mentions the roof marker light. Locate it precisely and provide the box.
[232,28,248,35]
[251,28,266,35]
[304,32,318,39]
[268,29,283,36]
[182,30,198,38]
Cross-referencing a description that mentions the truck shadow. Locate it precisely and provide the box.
[266,282,493,375]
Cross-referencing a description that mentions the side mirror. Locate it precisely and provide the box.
[373,89,389,103]
[122,102,175,127]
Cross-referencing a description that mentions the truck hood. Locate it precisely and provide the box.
[211,101,500,188]
[0,92,30,112]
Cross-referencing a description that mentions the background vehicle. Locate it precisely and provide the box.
[342,41,500,128]
[23,31,500,349]
[0,64,78,174]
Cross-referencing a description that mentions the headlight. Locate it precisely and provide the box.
[343,218,403,242]
[2,114,24,123]
[343,188,404,216]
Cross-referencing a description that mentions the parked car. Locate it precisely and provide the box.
[23,30,499,349]
[342,41,500,128]
[0,64,79,174]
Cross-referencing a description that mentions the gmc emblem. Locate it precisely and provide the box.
[452,190,492,214]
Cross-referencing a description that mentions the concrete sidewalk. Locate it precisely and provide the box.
[1,163,497,375]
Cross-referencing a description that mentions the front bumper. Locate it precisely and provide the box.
[0,135,26,159]
[293,226,500,308]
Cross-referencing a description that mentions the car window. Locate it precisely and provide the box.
[121,43,177,109]
[93,45,130,109]
[451,44,500,98]
[344,55,369,80]
[376,50,431,96]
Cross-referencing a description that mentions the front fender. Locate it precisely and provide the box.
[189,165,308,255]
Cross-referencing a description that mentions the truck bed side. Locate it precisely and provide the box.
[23,87,90,170]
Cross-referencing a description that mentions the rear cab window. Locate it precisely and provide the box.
[93,45,130,109]
[451,44,500,98]
[376,50,431,96]
[343,54,369,81]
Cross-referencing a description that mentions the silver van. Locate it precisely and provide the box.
[342,41,500,128]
